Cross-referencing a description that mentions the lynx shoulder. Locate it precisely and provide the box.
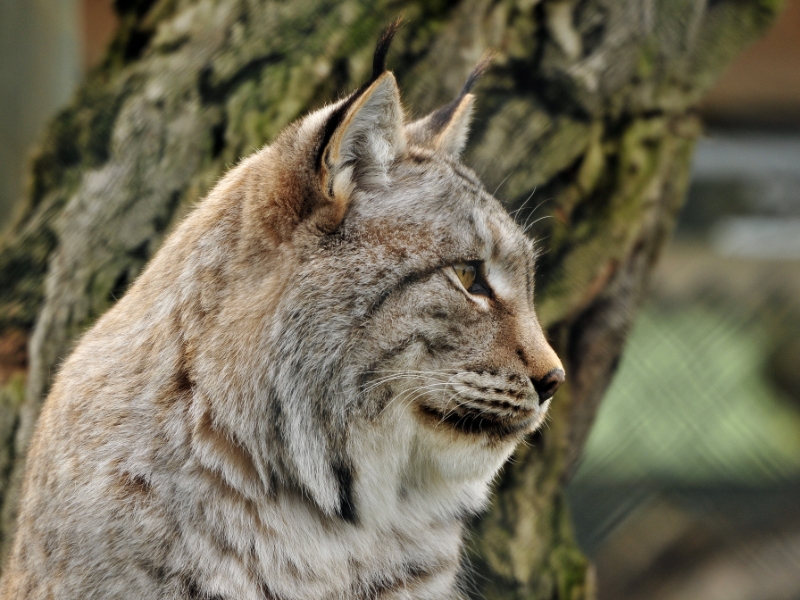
[0,24,564,600]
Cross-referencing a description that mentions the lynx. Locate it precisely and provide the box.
[0,23,564,600]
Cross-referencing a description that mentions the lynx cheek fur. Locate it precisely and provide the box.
[1,25,564,600]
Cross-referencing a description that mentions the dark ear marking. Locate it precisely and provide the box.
[428,50,494,132]
[314,17,404,170]
[315,98,360,171]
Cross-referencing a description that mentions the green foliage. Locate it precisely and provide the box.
[575,307,800,484]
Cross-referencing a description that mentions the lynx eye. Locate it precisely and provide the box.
[453,263,476,289]
[452,262,492,298]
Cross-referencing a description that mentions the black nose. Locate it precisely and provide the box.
[532,368,565,402]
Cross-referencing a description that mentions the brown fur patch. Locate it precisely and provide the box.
[193,410,261,486]
[116,472,152,497]
[0,328,27,384]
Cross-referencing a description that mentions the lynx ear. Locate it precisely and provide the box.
[406,94,476,157]
[406,54,493,157]
[319,72,406,202]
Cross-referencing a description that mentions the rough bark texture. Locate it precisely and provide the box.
[0,0,782,597]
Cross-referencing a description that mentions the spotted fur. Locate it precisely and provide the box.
[0,26,563,600]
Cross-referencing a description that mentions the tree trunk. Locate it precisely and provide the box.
[0,0,781,597]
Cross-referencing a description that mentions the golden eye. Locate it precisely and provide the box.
[452,261,493,297]
[452,262,476,290]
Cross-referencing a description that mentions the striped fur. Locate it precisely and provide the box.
[0,28,563,600]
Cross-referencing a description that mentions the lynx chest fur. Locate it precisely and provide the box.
[0,27,564,600]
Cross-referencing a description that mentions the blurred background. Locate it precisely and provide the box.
[568,2,800,598]
[1,1,799,599]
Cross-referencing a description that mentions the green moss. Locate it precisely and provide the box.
[536,115,694,327]
[635,36,659,80]
[0,374,25,498]
[575,123,605,196]
[38,82,128,182]
[469,488,592,599]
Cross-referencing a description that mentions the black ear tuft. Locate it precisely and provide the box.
[429,50,495,131]
[371,17,403,83]
[460,50,495,96]
[315,18,404,170]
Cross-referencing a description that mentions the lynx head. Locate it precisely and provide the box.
[186,22,564,524]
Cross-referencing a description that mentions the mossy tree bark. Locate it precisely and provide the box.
[0,0,781,597]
